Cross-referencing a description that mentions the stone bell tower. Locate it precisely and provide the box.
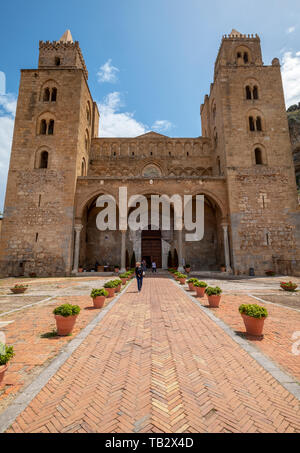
[0,30,99,277]
[201,30,300,275]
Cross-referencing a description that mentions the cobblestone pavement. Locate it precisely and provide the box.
[5,277,300,433]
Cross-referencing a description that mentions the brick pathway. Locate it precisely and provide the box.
[6,278,300,433]
[193,293,300,382]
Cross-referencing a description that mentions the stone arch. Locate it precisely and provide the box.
[142,163,162,178]
[34,146,52,169]
[246,108,265,132]
[235,45,252,65]
[36,111,56,136]
[40,79,59,102]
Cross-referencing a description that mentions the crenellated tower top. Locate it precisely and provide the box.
[38,29,88,79]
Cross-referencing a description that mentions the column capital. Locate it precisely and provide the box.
[74,224,83,233]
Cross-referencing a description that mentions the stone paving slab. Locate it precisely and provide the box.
[4,277,300,433]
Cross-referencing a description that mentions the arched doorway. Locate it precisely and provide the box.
[142,228,162,269]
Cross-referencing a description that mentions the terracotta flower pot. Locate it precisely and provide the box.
[106,287,115,298]
[114,268,120,273]
[185,267,191,273]
[179,278,186,285]
[0,363,8,387]
[10,288,27,294]
[207,295,221,307]
[220,267,226,273]
[92,296,105,309]
[55,315,78,336]
[121,278,127,285]
[241,314,266,336]
[195,287,206,298]
[188,282,194,291]
[78,268,83,273]
[115,284,121,293]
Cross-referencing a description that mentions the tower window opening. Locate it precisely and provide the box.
[51,88,57,102]
[48,120,54,135]
[55,57,61,66]
[246,86,252,100]
[40,119,47,135]
[237,52,242,59]
[255,147,263,165]
[249,116,255,131]
[243,52,249,63]
[40,151,49,168]
[35,233,39,242]
[253,86,259,100]
[256,116,262,131]
[43,88,50,102]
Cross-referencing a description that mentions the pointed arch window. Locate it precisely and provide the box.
[253,86,259,100]
[246,86,252,100]
[40,119,47,135]
[256,116,262,131]
[249,116,255,131]
[51,87,57,102]
[43,88,50,102]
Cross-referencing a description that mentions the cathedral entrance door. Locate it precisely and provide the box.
[141,229,162,268]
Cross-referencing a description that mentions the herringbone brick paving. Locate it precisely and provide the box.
[6,278,300,433]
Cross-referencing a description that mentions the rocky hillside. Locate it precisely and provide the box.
[287,103,300,146]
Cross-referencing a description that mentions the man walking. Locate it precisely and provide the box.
[151,261,157,273]
[135,261,144,292]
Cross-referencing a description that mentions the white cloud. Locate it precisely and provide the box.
[97,59,119,83]
[97,92,148,137]
[0,92,16,211]
[286,26,296,34]
[281,51,300,107]
[152,120,173,133]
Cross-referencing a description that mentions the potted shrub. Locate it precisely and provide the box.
[90,288,108,308]
[113,279,122,293]
[114,265,120,273]
[280,281,298,292]
[265,270,275,277]
[53,304,81,336]
[0,344,14,387]
[194,281,208,298]
[120,273,128,285]
[10,284,28,294]
[205,286,222,307]
[174,271,181,281]
[178,273,187,285]
[78,266,83,273]
[104,280,117,297]
[187,278,199,291]
[185,264,191,273]
[220,265,226,273]
[239,304,268,336]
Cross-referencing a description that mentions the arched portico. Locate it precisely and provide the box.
[72,182,231,273]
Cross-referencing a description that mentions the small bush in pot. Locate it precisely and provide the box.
[120,273,128,285]
[280,281,298,292]
[194,281,208,298]
[0,344,14,387]
[187,278,199,291]
[265,270,275,277]
[114,264,120,273]
[205,286,222,307]
[113,279,122,293]
[53,304,81,336]
[177,273,187,284]
[104,280,117,297]
[185,264,191,273]
[239,304,268,336]
[10,283,28,294]
[90,288,108,309]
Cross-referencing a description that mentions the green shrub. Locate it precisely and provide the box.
[13,284,28,289]
[239,304,268,319]
[104,280,118,288]
[113,279,122,286]
[194,281,208,288]
[187,278,199,284]
[205,286,222,296]
[90,289,108,298]
[114,264,120,269]
[53,304,81,317]
[0,344,14,366]
[185,264,191,268]
[119,273,128,279]
[178,274,187,279]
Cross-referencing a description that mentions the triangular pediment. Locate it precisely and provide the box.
[136,131,169,139]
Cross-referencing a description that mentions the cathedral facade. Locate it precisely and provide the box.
[0,29,299,277]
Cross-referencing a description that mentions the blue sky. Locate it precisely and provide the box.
[1,0,300,210]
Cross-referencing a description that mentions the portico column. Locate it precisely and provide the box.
[222,224,232,273]
[177,228,185,272]
[72,225,83,273]
[120,230,127,273]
